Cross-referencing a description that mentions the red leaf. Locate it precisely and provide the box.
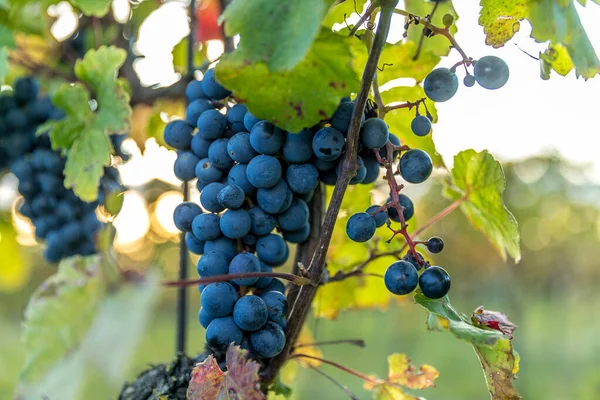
[196,0,224,43]
[471,306,518,339]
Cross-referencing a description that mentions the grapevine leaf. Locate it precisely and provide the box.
[365,353,439,399]
[528,0,599,79]
[69,0,113,17]
[405,0,458,57]
[187,344,265,400]
[0,23,15,48]
[540,43,574,79]
[381,85,444,168]
[415,294,521,400]
[220,0,335,71]
[444,149,520,262]
[323,0,367,28]
[216,29,358,132]
[378,41,440,85]
[19,256,106,384]
[0,47,9,84]
[478,0,526,48]
[472,306,518,339]
[0,218,26,292]
[64,128,112,202]
[74,46,131,133]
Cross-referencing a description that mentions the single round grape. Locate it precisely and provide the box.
[384,260,419,295]
[366,205,387,227]
[249,321,286,358]
[164,120,194,150]
[419,266,451,299]
[442,13,454,27]
[233,295,269,331]
[208,138,234,169]
[277,198,309,231]
[399,149,433,184]
[474,55,509,90]
[331,101,363,133]
[204,236,238,262]
[186,80,208,101]
[206,316,243,351]
[424,68,459,102]
[260,290,288,323]
[256,180,293,214]
[388,194,414,222]
[201,69,231,100]
[282,223,311,244]
[228,252,261,286]
[186,99,213,125]
[200,182,226,213]
[227,104,248,133]
[312,127,345,161]
[190,134,212,159]
[227,132,257,163]
[243,111,262,132]
[283,129,314,163]
[201,282,238,317]
[411,115,432,137]
[220,209,251,239]
[192,213,221,241]
[217,184,245,209]
[426,236,444,253]
[14,77,40,104]
[228,164,257,196]
[346,212,376,242]
[463,74,476,87]
[173,152,199,181]
[248,206,277,236]
[173,202,202,232]
[256,234,288,265]
[404,251,425,271]
[361,154,380,184]
[195,156,224,184]
[185,232,205,255]
[246,155,282,189]
[361,118,389,149]
[197,250,229,277]
[250,121,285,155]
[198,307,215,329]
[286,163,319,194]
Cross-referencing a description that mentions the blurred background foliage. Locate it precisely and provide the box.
[2,155,600,399]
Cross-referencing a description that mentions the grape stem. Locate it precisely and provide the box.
[384,97,426,114]
[261,1,399,386]
[294,338,366,349]
[289,354,381,384]
[162,271,314,288]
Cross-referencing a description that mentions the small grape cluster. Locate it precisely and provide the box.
[3,78,125,263]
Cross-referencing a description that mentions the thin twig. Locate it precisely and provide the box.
[348,0,379,37]
[304,364,361,400]
[294,339,366,349]
[291,354,380,384]
[384,98,426,114]
[163,271,313,288]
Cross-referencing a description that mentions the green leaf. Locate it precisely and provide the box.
[405,0,459,57]
[540,43,574,79]
[415,294,521,400]
[64,128,112,202]
[0,23,15,48]
[381,85,444,168]
[443,149,520,262]
[527,0,599,79]
[216,29,358,132]
[0,47,8,84]
[69,0,112,17]
[323,0,367,28]
[187,344,265,400]
[478,0,526,48]
[378,41,440,84]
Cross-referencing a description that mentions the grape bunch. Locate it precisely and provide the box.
[2,77,125,263]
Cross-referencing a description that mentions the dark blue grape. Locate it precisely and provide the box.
[201,69,231,100]
[204,236,238,262]
[26,97,54,121]
[186,232,205,255]
[404,251,425,271]
[197,250,229,277]
[256,180,293,214]
[199,307,215,329]
[426,236,444,253]
[366,205,387,227]
[249,321,286,358]
[283,129,314,163]
[463,74,476,87]
[227,104,248,133]
[377,132,400,163]
[14,77,40,105]
[246,155,282,189]
[331,101,363,133]
[227,163,257,196]
[320,168,338,186]
[474,56,509,90]
[164,120,193,150]
[197,109,227,140]
[411,115,432,137]
[173,202,202,232]
[228,252,261,286]
[424,68,459,102]
[399,149,433,184]
[250,121,285,155]
[277,198,309,231]
[192,213,221,241]
[190,134,212,158]
[220,209,251,239]
[388,194,414,222]
[243,111,262,132]
[286,163,319,194]
[260,290,288,323]
[200,182,226,212]
[242,234,258,248]
[227,132,257,163]
[206,316,243,351]
[201,282,238,317]
[361,154,380,184]
[282,223,310,244]
[313,157,337,171]
[186,80,208,101]
[174,151,200,181]
[419,266,451,299]
[384,260,419,295]
[254,262,273,289]
[361,118,389,149]
[233,295,269,331]
[5,109,27,130]
[186,99,213,125]
[217,184,245,209]
[312,127,345,161]
[248,206,277,236]
[208,138,234,169]
[346,212,376,242]
[256,234,287,265]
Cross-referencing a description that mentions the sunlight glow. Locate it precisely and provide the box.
[113,191,150,249]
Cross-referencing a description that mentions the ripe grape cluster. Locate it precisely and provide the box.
[2,77,125,263]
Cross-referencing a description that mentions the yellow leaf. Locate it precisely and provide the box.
[0,219,27,293]
[387,353,438,390]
